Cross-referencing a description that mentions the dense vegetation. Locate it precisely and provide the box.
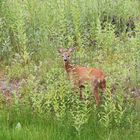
[0,0,140,139]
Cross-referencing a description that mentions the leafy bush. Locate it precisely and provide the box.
[0,0,140,139]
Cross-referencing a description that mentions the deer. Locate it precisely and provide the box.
[58,47,106,106]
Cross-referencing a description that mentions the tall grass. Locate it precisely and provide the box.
[1,0,140,62]
[0,0,140,139]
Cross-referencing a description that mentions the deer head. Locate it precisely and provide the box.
[58,48,75,63]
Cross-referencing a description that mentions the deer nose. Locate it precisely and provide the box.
[64,58,67,61]
[64,56,67,61]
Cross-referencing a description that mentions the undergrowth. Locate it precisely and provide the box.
[0,0,140,139]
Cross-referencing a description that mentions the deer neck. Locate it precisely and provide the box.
[64,61,74,74]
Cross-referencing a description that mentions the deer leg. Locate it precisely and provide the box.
[92,79,101,106]
[79,85,84,100]
[100,80,113,103]
[100,79,106,93]
[94,87,101,106]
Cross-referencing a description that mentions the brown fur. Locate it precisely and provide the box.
[58,48,106,105]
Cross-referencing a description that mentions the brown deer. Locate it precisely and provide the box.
[58,47,106,105]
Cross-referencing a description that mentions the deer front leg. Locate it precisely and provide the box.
[79,85,85,100]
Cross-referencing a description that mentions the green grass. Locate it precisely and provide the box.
[0,108,140,140]
[0,0,140,139]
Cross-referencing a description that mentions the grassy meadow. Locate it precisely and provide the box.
[0,0,140,139]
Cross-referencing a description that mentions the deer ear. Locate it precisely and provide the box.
[58,48,64,53]
[68,47,76,53]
